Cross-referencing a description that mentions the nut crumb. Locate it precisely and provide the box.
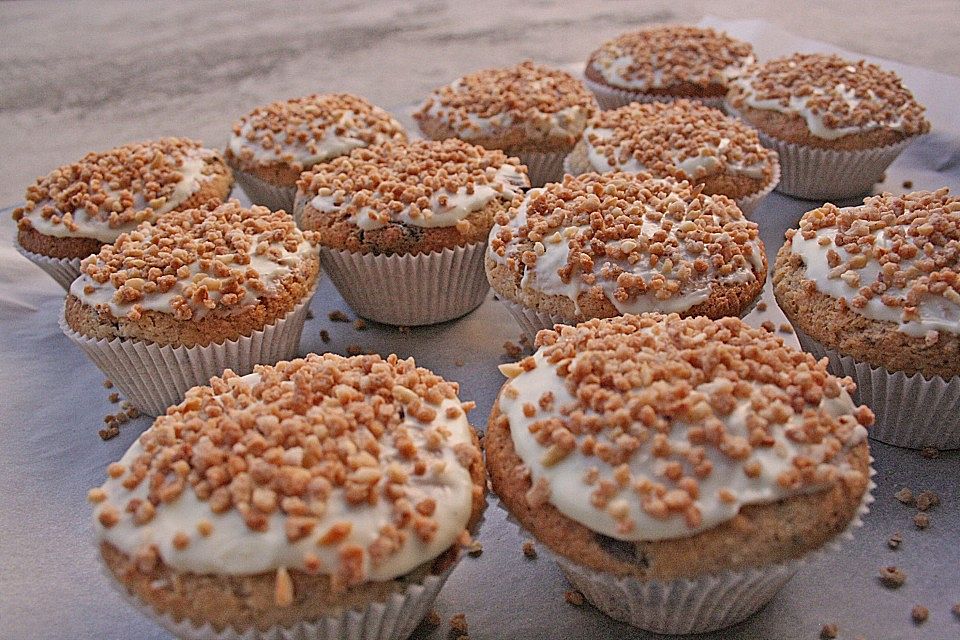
[353,319,367,331]
[103,379,114,389]
[915,490,939,511]
[913,512,930,529]
[306,310,314,320]
[565,590,585,606]
[522,540,537,559]
[454,358,465,367]
[920,446,940,459]
[328,310,350,322]
[952,602,960,618]
[879,565,906,588]
[504,340,523,358]
[903,180,914,189]
[778,323,794,334]
[887,532,903,550]
[450,613,468,633]
[911,604,928,624]
[760,320,775,332]
[98,426,120,441]
[108,392,120,403]
[424,609,441,626]
[894,487,913,505]
[398,326,410,334]
[319,329,330,343]
[346,344,364,356]
[820,623,838,639]
[466,539,483,557]
[756,301,768,312]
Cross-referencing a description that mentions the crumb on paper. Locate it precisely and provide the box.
[522,539,537,559]
[913,512,930,530]
[98,426,120,441]
[519,334,531,349]
[920,446,940,459]
[102,379,114,389]
[504,340,522,359]
[398,326,410,335]
[108,392,120,403]
[565,590,585,606]
[915,490,939,511]
[467,539,483,557]
[306,310,314,320]
[450,613,468,633]
[353,319,367,331]
[328,310,350,322]
[320,329,330,343]
[778,323,794,334]
[819,623,838,639]
[760,320,775,332]
[952,602,960,618]
[424,609,440,626]
[346,344,364,356]
[903,180,913,189]
[879,565,906,588]
[454,358,465,367]
[911,604,928,624]
[894,487,913,505]
[756,301,768,312]
[887,532,903,550]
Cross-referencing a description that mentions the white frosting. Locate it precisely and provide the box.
[70,233,316,319]
[792,225,960,336]
[94,378,476,579]
[228,114,377,167]
[23,153,212,244]
[501,350,867,541]
[597,54,751,91]
[312,164,528,231]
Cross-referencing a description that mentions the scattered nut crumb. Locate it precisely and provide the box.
[398,326,410,335]
[522,540,537,559]
[102,379,113,389]
[503,340,522,358]
[952,602,960,618]
[903,180,913,189]
[564,590,585,606]
[467,539,483,557]
[319,329,330,343]
[915,490,939,511]
[306,310,314,320]
[920,446,940,459]
[328,310,350,322]
[911,604,929,624]
[756,301,768,312]
[879,565,906,588]
[424,609,441,626]
[778,323,794,334]
[450,613,468,633]
[454,358,465,367]
[894,487,913,505]
[820,623,839,639]
[760,320,775,332]
[108,392,120,403]
[98,426,120,441]
[913,512,930,529]
[353,319,367,331]
[346,344,364,356]
[887,532,903,550]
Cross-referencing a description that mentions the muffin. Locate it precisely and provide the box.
[486,313,874,634]
[61,199,319,416]
[295,138,530,326]
[563,100,779,215]
[726,53,930,200]
[226,93,407,215]
[413,61,598,187]
[90,353,486,639]
[774,189,960,449]
[12,138,233,290]
[486,172,766,342]
[584,26,754,110]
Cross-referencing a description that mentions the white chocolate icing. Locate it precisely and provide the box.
[500,339,867,541]
[229,115,378,167]
[94,376,476,579]
[597,55,752,91]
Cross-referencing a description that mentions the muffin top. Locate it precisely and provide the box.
[89,353,483,584]
[787,189,960,339]
[70,200,317,321]
[488,173,765,315]
[227,93,407,172]
[496,313,872,541]
[580,100,777,184]
[298,138,529,232]
[728,54,930,140]
[413,61,598,146]
[586,26,754,92]
[12,138,229,244]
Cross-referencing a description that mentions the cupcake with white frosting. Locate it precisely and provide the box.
[295,138,529,326]
[563,100,779,215]
[584,26,754,110]
[486,313,874,634]
[12,138,233,290]
[486,172,766,342]
[226,93,407,215]
[413,61,598,186]
[61,199,319,415]
[726,53,930,199]
[90,353,486,640]
[775,189,960,448]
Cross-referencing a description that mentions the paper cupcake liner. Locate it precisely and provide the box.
[509,149,568,187]
[583,76,725,111]
[725,104,916,200]
[320,243,488,326]
[497,468,874,634]
[105,563,454,640]
[233,169,298,215]
[15,243,82,290]
[59,288,315,416]
[561,150,779,217]
[793,326,960,450]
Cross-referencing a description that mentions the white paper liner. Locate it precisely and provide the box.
[320,243,488,326]
[792,326,960,450]
[509,149,568,187]
[233,168,298,215]
[105,562,454,640]
[583,76,725,111]
[724,104,917,200]
[14,243,83,291]
[497,468,874,635]
[59,288,315,416]
[561,153,780,217]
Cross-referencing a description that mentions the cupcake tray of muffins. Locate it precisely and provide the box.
[1,17,959,640]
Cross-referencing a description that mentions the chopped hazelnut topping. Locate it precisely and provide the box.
[879,565,906,588]
[887,532,903,550]
[328,310,350,322]
[820,623,839,639]
[911,604,929,624]
[913,512,930,529]
[450,613,468,634]
[915,490,939,511]
[425,609,441,626]
[894,487,914,505]
[564,590,585,606]
[588,26,753,90]
[522,540,537,559]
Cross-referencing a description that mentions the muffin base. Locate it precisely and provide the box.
[582,75,725,111]
[320,243,489,326]
[14,243,82,291]
[59,285,316,416]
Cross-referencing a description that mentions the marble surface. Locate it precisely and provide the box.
[2,0,960,205]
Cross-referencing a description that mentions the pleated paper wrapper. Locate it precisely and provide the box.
[510,149,568,187]
[500,470,874,635]
[15,243,82,291]
[60,290,315,416]
[583,76,725,111]
[320,243,488,326]
[234,168,298,215]
[560,154,780,217]
[793,326,960,450]
[106,564,454,640]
